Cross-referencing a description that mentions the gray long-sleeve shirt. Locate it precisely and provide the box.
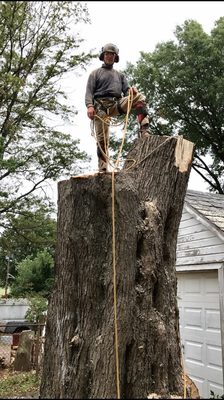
[85,63,129,107]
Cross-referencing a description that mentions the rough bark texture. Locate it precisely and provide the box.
[13,330,34,372]
[40,135,194,399]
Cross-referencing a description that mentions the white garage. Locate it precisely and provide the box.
[176,190,224,398]
[178,270,223,397]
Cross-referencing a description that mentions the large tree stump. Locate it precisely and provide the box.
[40,135,194,399]
[13,330,34,372]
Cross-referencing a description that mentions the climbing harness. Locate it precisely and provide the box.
[90,108,128,172]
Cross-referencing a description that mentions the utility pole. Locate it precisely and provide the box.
[4,256,10,298]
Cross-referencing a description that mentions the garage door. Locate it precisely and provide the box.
[177,271,223,398]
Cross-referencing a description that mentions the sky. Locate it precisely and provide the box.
[59,1,224,195]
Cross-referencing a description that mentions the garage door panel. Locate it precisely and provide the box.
[182,329,204,344]
[177,271,223,398]
[185,359,205,377]
[183,277,201,293]
[186,360,223,387]
[209,382,224,397]
[184,326,220,339]
[180,297,219,304]
[205,309,221,330]
[207,345,222,367]
[205,276,219,294]
[205,330,221,346]
[185,340,203,363]
[206,365,223,384]
[182,327,221,351]
[184,308,203,328]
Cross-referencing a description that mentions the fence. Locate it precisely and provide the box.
[0,323,45,374]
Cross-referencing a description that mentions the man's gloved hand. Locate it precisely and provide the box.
[129,86,138,96]
[87,106,95,120]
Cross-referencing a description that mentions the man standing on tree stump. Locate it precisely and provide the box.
[85,43,151,172]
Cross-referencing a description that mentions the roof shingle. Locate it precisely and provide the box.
[185,190,224,232]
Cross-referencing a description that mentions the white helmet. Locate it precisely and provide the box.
[99,43,119,62]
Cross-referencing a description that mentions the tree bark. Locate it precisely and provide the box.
[13,330,34,372]
[40,134,194,399]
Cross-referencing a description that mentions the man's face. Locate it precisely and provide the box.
[103,51,116,65]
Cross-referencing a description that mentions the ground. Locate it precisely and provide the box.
[0,368,39,398]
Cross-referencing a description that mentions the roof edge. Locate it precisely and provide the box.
[184,202,224,242]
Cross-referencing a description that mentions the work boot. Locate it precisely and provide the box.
[137,113,151,137]
[98,158,108,172]
[139,122,151,138]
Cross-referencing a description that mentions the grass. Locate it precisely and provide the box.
[0,287,40,397]
[0,370,40,398]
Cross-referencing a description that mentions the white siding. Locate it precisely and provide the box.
[0,298,29,321]
[177,210,224,266]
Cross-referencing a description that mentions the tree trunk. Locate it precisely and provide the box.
[13,330,34,372]
[40,135,194,399]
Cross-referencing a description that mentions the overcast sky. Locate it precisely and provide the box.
[62,1,224,193]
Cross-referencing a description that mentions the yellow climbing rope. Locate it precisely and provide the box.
[111,89,133,398]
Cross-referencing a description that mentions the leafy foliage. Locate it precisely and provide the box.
[0,1,95,227]
[10,249,54,297]
[124,18,224,193]
[0,206,56,282]
[25,294,48,323]
[210,391,224,399]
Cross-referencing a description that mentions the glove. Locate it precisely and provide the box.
[129,86,138,96]
[87,106,95,120]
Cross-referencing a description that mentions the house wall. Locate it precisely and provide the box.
[0,298,29,322]
[176,206,224,398]
[177,209,224,269]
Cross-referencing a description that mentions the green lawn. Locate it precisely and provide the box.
[0,370,40,398]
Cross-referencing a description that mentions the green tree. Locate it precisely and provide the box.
[25,294,48,323]
[0,205,56,283]
[124,18,224,193]
[0,1,95,228]
[10,249,54,297]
